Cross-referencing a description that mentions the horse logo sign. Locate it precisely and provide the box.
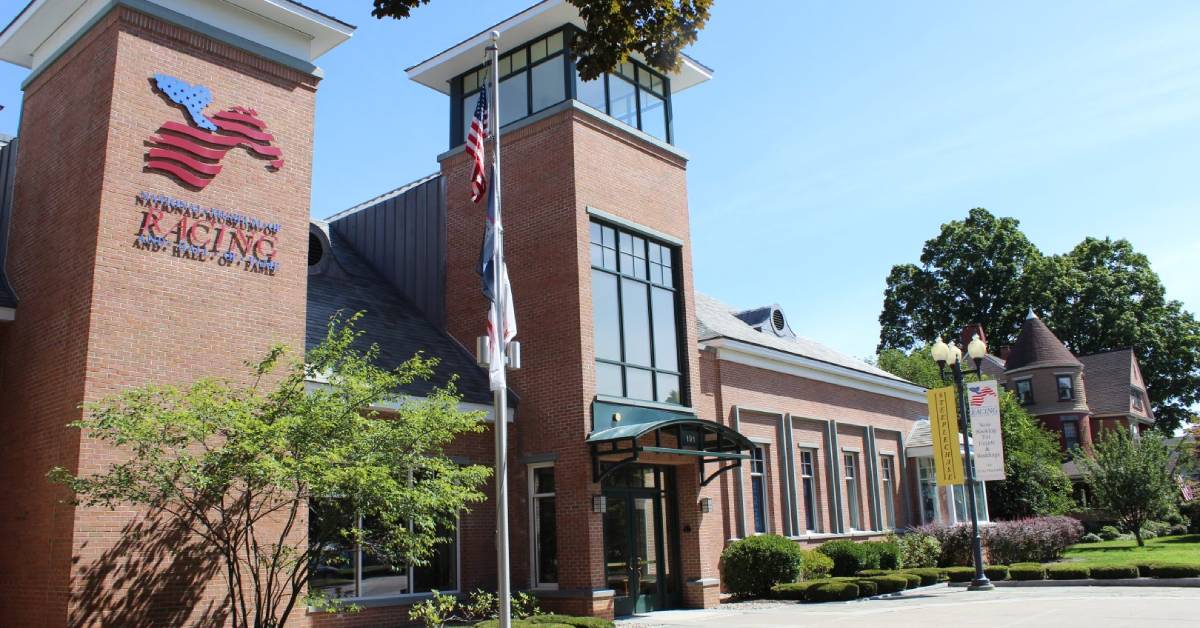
[146,73,284,189]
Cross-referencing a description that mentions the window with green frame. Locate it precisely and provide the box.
[453,27,673,146]
[575,58,670,142]
[459,30,568,143]
[589,220,683,405]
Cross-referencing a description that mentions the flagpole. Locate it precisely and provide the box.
[487,29,513,628]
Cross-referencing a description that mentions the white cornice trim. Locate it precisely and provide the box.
[702,338,927,404]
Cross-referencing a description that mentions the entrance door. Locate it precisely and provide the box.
[602,466,678,616]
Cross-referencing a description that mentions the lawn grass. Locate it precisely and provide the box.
[1061,534,1200,567]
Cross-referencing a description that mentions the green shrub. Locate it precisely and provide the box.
[1079,533,1103,544]
[944,566,975,583]
[1141,563,1200,578]
[1046,564,1090,580]
[721,534,804,597]
[1143,521,1172,537]
[901,568,944,586]
[1167,524,1189,537]
[1098,525,1123,541]
[1090,565,1139,580]
[525,617,614,628]
[897,532,942,568]
[863,540,902,570]
[806,581,860,602]
[1009,564,1045,580]
[817,540,876,577]
[984,565,1009,581]
[854,579,879,597]
[475,621,571,628]
[800,548,835,580]
[868,575,909,594]
[856,569,889,577]
[770,581,818,600]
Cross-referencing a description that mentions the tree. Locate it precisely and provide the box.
[874,346,1074,519]
[1076,429,1175,546]
[370,0,713,80]
[985,393,1075,519]
[878,208,1043,353]
[49,314,490,627]
[878,209,1200,434]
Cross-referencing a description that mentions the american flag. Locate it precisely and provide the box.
[477,163,516,391]
[968,385,997,406]
[466,85,489,203]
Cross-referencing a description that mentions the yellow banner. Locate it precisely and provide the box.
[927,386,965,486]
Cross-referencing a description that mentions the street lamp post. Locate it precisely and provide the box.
[930,334,995,592]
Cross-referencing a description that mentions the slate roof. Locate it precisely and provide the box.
[306,223,499,406]
[1003,311,1082,372]
[1078,348,1151,420]
[695,293,915,386]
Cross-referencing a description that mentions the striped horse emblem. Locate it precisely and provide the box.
[146,73,284,189]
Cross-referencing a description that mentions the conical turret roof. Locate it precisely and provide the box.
[1004,310,1081,372]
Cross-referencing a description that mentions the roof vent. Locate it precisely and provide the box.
[308,232,323,267]
[735,304,794,338]
[771,308,786,333]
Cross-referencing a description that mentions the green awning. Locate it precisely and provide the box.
[586,416,754,458]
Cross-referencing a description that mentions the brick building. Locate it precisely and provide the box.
[979,310,1155,479]
[0,1,985,625]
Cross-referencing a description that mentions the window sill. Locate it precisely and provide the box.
[307,590,460,612]
[594,394,693,415]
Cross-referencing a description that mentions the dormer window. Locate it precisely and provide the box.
[451,26,673,147]
[1131,388,1144,412]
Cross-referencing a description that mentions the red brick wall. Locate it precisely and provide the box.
[0,7,320,626]
[701,358,926,561]
[439,106,696,612]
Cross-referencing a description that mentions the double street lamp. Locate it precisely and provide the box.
[930,334,995,592]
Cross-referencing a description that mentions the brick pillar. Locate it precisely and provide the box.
[0,7,320,626]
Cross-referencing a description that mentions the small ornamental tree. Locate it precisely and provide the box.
[49,314,490,628]
[1076,429,1174,546]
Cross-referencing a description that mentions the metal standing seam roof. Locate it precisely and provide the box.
[586,416,752,448]
[694,292,916,386]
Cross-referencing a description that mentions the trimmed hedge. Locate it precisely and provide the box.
[1090,565,1139,580]
[1141,563,1200,579]
[475,622,572,628]
[868,575,909,594]
[770,581,816,601]
[944,566,975,583]
[984,565,1009,581]
[856,569,889,577]
[854,579,879,597]
[896,572,921,589]
[1009,564,1045,581]
[806,581,859,602]
[901,568,944,586]
[817,540,875,577]
[721,535,804,597]
[1046,564,1090,580]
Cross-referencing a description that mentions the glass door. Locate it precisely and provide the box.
[602,465,677,616]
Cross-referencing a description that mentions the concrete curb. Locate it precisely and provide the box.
[947,578,1200,588]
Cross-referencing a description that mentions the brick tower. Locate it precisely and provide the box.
[0,2,351,625]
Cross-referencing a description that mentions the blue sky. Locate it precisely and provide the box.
[1,1,1198,361]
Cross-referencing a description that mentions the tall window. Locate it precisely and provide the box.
[308,502,458,600]
[843,453,861,531]
[799,449,818,532]
[1015,379,1034,405]
[917,458,938,524]
[1062,419,1081,452]
[529,464,557,588]
[590,221,682,404]
[1057,375,1074,401]
[750,446,767,534]
[1131,388,1144,411]
[879,455,897,530]
[951,482,989,524]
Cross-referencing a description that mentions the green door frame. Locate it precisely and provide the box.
[603,465,681,616]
